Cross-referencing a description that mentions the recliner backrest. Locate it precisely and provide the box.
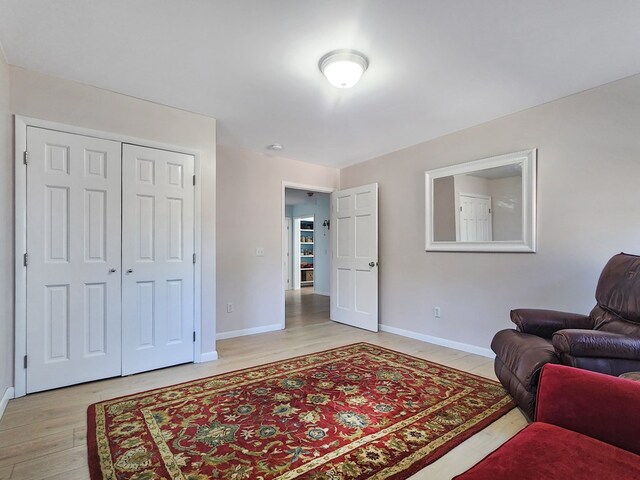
[592,253,640,334]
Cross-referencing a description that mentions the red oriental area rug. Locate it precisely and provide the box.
[87,343,514,480]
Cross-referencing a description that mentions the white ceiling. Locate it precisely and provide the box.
[1,1,640,168]
[285,188,329,207]
[468,164,522,180]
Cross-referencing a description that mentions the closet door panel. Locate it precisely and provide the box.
[26,127,122,393]
[121,144,195,375]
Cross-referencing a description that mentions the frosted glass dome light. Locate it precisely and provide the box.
[319,50,369,89]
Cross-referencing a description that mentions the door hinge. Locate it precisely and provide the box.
[193,331,196,342]
[23,253,28,267]
[23,151,29,165]
[192,253,196,264]
[193,175,196,186]
[23,355,27,369]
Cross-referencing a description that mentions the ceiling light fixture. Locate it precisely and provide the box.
[319,49,369,89]
[267,143,283,151]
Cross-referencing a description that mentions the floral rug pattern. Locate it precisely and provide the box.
[88,343,514,479]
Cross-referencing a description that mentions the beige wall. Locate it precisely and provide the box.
[454,174,491,198]
[9,67,218,360]
[433,176,455,241]
[217,145,339,336]
[490,176,522,241]
[341,74,640,351]
[0,51,12,397]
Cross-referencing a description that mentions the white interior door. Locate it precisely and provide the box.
[122,144,195,375]
[459,194,492,242]
[330,183,379,332]
[26,127,122,393]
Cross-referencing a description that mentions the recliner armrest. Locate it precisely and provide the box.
[552,329,640,360]
[510,309,593,339]
[535,364,640,455]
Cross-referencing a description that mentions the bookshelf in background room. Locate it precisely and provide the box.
[300,218,314,287]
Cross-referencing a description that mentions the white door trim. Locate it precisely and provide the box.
[293,217,301,289]
[14,115,203,397]
[284,217,292,291]
[281,182,334,329]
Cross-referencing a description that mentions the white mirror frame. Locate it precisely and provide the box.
[425,148,537,252]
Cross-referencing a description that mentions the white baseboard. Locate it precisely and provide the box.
[217,323,283,340]
[380,324,495,358]
[199,351,219,363]
[313,290,330,296]
[0,387,14,422]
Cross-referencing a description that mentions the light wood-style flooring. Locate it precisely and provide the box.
[0,289,527,479]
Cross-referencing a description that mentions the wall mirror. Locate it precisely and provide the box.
[425,149,536,252]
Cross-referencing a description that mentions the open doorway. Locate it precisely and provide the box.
[283,186,331,327]
[294,216,315,290]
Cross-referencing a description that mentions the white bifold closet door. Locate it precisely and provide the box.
[25,128,196,393]
[121,144,195,375]
[26,127,123,393]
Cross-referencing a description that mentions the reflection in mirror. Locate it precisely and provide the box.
[433,164,522,242]
[426,149,536,252]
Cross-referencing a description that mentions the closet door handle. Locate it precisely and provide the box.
[126,269,134,274]
[108,268,117,273]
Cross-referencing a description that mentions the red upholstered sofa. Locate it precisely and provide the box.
[454,364,640,480]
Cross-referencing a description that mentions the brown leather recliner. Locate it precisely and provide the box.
[491,252,640,420]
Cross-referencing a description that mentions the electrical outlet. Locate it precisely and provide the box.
[434,306,441,318]
[256,247,265,257]
[227,302,233,313]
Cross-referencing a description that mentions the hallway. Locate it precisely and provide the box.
[285,287,329,327]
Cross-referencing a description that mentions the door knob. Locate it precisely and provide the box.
[108,268,117,273]
[369,262,376,268]
[126,269,133,274]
